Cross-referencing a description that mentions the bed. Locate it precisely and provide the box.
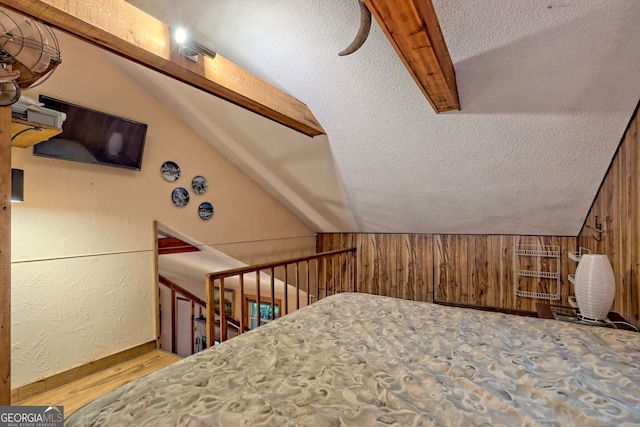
[66,293,640,426]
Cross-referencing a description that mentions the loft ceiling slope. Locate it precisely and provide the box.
[0,0,325,137]
[365,0,459,112]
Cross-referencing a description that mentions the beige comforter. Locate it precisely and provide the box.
[67,293,640,426]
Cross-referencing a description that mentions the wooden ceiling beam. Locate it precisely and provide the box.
[365,0,460,112]
[158,237,200,255]
[0,0,325,137]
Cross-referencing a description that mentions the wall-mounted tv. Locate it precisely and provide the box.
[33,95,148,171]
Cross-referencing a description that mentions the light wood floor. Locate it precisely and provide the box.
[14,350,181,419]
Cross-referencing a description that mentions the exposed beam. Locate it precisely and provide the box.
[365,0,460,112]
[158,237,200,255]
[0,0,325,137]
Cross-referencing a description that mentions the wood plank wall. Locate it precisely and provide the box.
[577,102,640,327]
[317,234,577,313]
[318,234,434,302]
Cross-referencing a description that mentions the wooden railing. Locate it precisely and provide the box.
[159,275,240,355]
[206,247,357,345]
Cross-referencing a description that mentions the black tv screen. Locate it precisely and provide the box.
[33,95,147,171]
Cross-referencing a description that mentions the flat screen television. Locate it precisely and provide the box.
[33,95,148,171]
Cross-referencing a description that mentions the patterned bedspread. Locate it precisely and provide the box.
[67,293,640,426]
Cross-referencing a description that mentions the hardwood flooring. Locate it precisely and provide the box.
[14,350,181,419]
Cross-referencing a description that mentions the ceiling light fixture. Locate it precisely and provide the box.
[174,28,188,44]
[171,27,217,64]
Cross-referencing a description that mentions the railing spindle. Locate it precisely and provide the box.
[256,271,261,327]
[341,253,344,293]
[295,262,300,311]
[339,253,343,293]
[220,277,227,343]
[171,289,176,354]
[270,267,276,320]
[345,252,348,292]
[348,252,351,292]
[239,273,245,333]
[202,248,355,338]
[336,254,339,295]
[348,252,352,292]
[323,257,327,299]
[353,250,358,293]
[283,266,289,315]
[306,260,311,306]
[190,301,195,354]
[332,255,336,295]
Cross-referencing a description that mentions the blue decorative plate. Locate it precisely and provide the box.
[192,175,208,195]
[161,161,180,182]
[171,187,189,207]
[198,202,214,220]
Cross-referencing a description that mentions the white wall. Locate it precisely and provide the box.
[10,32,315,388]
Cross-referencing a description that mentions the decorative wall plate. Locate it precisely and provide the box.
[192,175,208,195]
[198,202,214,220]
[171,187,189,207]
[161,161,180,182]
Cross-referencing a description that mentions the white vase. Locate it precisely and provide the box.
[574,254,616,321]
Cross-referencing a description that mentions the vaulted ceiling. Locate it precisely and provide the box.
[121,0,640,236]
[26,0,640,235]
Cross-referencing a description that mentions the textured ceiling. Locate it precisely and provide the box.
[123,0,640,236]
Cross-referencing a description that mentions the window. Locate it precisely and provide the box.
[244,295,280,329]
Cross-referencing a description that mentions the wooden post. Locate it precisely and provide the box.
[0,105,11,404]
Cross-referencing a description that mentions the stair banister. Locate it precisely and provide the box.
[205,247,357,345]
